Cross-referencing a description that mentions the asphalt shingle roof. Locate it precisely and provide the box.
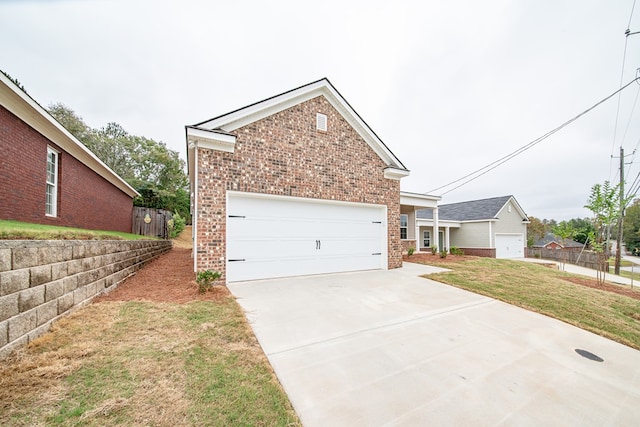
[416,195,515,221]
[533,232,583,248]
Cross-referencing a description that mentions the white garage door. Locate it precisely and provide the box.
[226,192,387,282]
[495,234,524,259]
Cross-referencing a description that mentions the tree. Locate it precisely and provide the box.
[526,216,548,247]
[623,199,640,255]
[566,218,594,245]
[47,104,190,221]
[584,181,621,284]
[552,221,577,271]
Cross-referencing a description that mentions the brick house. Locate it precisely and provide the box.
[187,78,438,282]
[0,72,138,232]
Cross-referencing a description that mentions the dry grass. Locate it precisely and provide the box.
[416,257,640,350]
[0,299,300,426]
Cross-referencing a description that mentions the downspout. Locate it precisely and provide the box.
[193,144,198,272]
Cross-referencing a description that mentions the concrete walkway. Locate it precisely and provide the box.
[229,263,640,426]
[516,257,639,287]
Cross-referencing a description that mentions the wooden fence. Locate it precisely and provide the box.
[132,207,172,239]
[527,247,609,271]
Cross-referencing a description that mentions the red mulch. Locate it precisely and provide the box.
[95,247,229,304]
[561,276,640,300]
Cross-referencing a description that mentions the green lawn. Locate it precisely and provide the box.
[420,257,640,350]
[0,299,300,426]
[0,220,151,240]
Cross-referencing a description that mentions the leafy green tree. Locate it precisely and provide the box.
[623,199,640,255]
[47,104,189,221]
[584,181,622,284]
[566,218,594,245]
[526,216,548,247]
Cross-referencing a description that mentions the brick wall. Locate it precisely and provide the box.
[401,240,417,253]
[0,105,133,232]
[458,248,496,257]
[196,96,401,278]
[0,239,171,359]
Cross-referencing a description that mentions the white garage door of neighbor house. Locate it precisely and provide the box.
[226,193,387,282]
[495,234,524,259]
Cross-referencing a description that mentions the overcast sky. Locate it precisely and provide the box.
[2,0,639,221]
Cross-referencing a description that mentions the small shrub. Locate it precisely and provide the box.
[196,270,221,293]
[450,246,464,256]
[168,212,186,239]
[431,246,437,255]
[407,247,415,256]
[439,248,448,258]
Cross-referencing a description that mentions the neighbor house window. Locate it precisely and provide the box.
[423,230,431,247]
[46,147,58,216]
[400,214,408,239]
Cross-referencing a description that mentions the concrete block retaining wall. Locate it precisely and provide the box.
[0,240,172,359]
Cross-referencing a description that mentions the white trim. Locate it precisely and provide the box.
[400,191,440,208]
[489,221,493,248]
[192,79,407,171]
[192,147,199,272]
[187,127,237,153]
[0,73,138,198]
[400,213,408,240]
[384,167,410,180]
[45,146,59,217]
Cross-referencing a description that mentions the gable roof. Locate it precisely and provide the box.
[0,72,138,198]
[186,78,408,177]
[417,195,529,222]
[533,232,583,248]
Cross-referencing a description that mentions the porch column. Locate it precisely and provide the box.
[414,208,420,249]
[433,207,439,251]
[445,227,450,252]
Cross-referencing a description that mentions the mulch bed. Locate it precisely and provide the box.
[95,247,229,304]
[561,276,640,301]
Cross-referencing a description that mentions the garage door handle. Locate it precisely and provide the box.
[228,259,246,262]
[372,221,382,224]
[372,252,381,256]
[316,240,321,250]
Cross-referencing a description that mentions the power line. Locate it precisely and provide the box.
[427,77,640,196]
[609,0,637,180]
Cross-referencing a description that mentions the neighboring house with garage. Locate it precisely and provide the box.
[416,195,529,258]
[0,72,138,232]
[533,232,583,251]
[186,78,439,282]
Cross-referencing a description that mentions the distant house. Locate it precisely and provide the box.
[0,72,138,232]
[533,232,583,251]
[415,195,529,259]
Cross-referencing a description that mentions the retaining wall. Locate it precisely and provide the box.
[0,239,172,358]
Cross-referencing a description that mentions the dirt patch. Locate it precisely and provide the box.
[96,227,229,304]
[403,252,477,264]
[561,276,640,300]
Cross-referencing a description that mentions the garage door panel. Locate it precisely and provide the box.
[226,193,387,281]
[495,234,524,259]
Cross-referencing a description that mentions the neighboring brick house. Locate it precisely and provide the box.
[186,78,435,282]
[0,72,138,232]
[533,232,583,251]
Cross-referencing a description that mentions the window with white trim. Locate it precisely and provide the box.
[423,230,431,248]
[46,147,58,216]
[400,214,408,239]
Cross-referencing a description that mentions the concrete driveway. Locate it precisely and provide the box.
[229,263,640,426]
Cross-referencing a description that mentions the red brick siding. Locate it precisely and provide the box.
[0,105,133,232]
[196,96,402,277]
[458,248,496,258]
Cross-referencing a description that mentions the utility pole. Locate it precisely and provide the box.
[615,146,624,275]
